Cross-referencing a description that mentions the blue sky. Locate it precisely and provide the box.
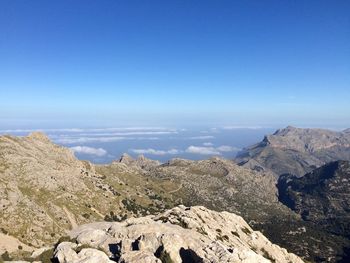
[0,0,349,128]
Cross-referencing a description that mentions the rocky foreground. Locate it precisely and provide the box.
[9,206,302,263]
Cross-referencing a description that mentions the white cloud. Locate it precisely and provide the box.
[186,146,221,155]
[78,131,177,136]
[70,146,107,156]
[203,142,214,146]
[53,135,163,144]
[189,135,215,140]
[186,145,240,155]
[55,136,127,144]
[130,148,180,156]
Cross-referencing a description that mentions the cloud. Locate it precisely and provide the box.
[185,145,240,155]
[55,136,127,144]
[186,146,221,155]
[53,136,162,144]
[78,131,177,136]
[189,135,215,140]
[70,146,107,156]
[199,128,220,134]
[130,148,180,156]
[203,142,214,146]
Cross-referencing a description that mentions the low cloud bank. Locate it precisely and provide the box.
[186,145,240,155]
[70,146,107,156]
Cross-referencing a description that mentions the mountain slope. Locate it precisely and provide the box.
[0,133,179,248]
[277,160,350,238]
[236,126,350,177]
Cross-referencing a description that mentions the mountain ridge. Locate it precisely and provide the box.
[236,126,350,177]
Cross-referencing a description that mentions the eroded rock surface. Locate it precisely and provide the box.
[53,206,302,263]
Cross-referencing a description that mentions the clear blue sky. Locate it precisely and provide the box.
[0,0,349,128]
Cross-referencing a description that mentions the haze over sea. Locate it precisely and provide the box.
[0,126,277,163]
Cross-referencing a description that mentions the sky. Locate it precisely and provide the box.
[0,0,349,129]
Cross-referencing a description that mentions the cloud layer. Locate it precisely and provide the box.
[186,145,240,155]
[189,135,215,140]
[70,146,107,156]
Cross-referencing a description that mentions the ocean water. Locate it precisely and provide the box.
[0,126,276,164]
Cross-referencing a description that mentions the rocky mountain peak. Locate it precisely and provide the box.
[119,153,134,164]
[27,131,51,142]
[115,153,160,170]
[236,126,350,177]
[137,154,146,161]
[273,125,298,136]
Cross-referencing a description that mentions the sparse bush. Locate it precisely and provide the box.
[0,228,8,235]
[261,248,276,262]
[34,248,55,263]
[82,213,90,219]
[241,227,252,235]
[0,251,11,261]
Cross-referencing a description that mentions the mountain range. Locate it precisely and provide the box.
[236,126,350,177]
[0,126,350,262]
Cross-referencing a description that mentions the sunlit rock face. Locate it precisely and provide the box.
[53,205,303,263]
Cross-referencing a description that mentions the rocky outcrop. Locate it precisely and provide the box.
[236,126,350,177]
[51,206,302,263]
[117,153,160,169]
[278,160,350,238]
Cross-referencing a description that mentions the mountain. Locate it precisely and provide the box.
[278,160,350,239]
[0,132,179,249]
[236,126,350,177]
[1,132,350,262]
[5,206,303,263]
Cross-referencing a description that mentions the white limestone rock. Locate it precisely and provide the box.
[52,206,303,263]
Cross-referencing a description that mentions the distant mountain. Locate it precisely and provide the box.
[278,160,350,239]
[236,126,350,177]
